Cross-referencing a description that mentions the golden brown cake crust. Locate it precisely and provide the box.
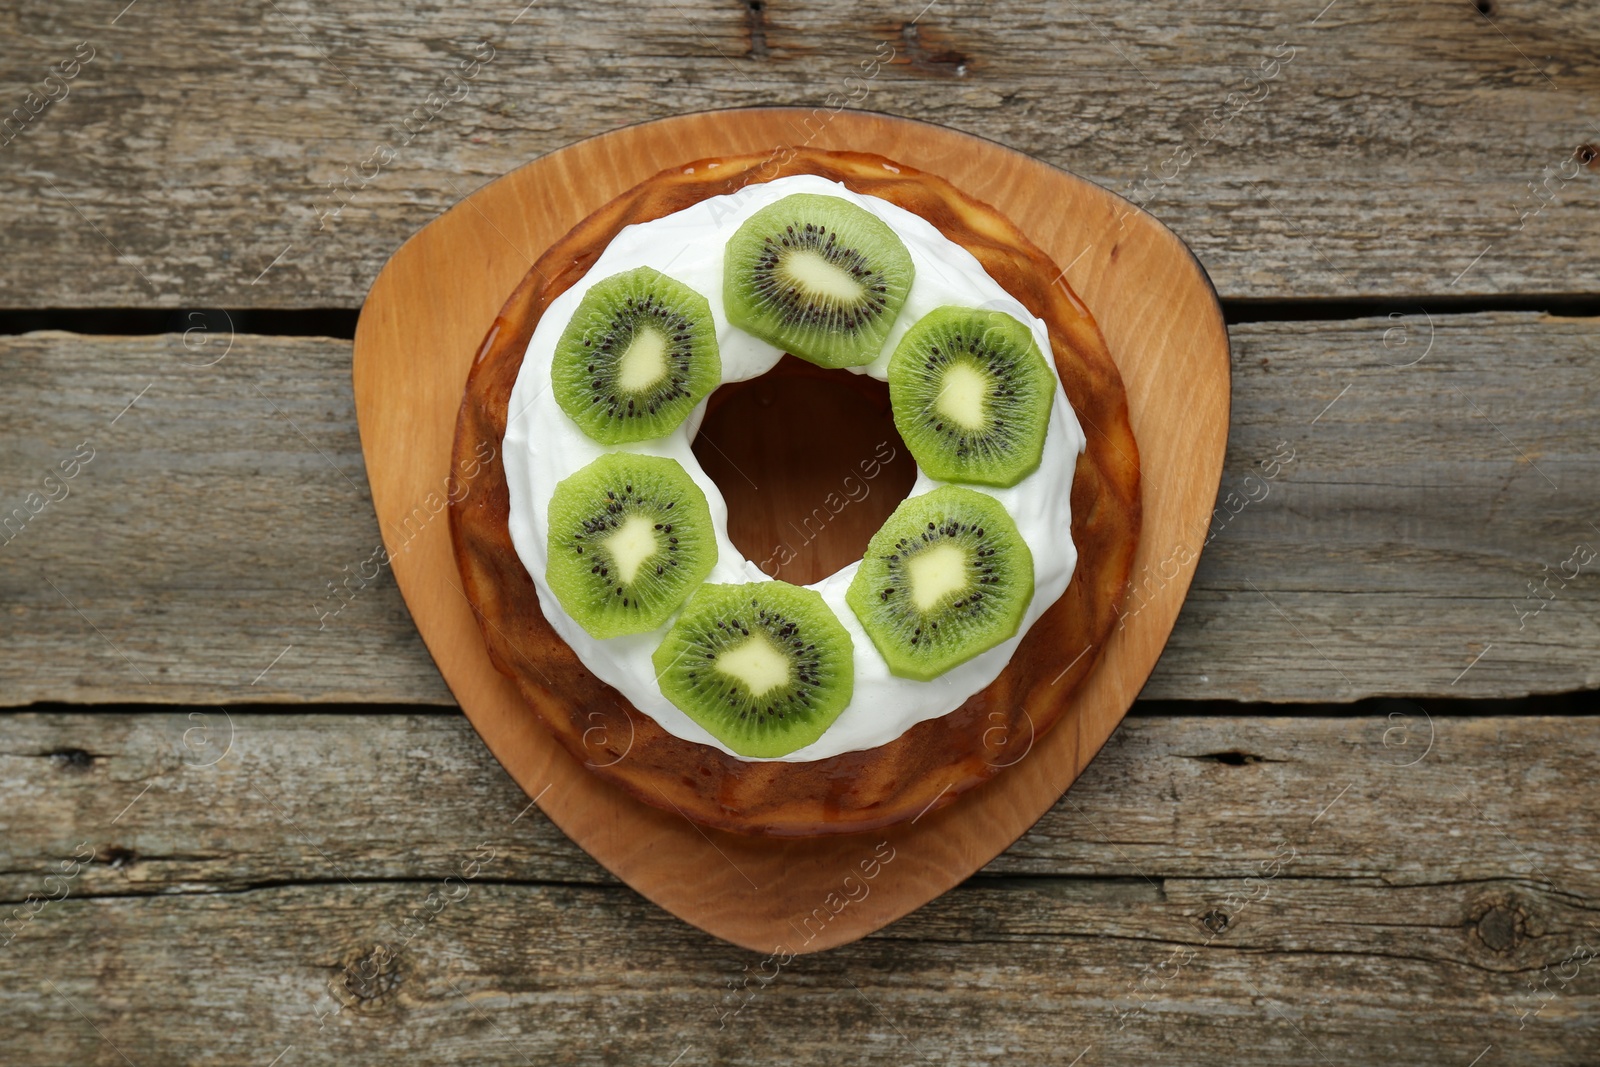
[449,147,1142,836]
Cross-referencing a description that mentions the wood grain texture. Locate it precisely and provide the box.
[3,311,1595,707]
[1,0,1597,307]
[2,712,1597,1064]
[353,111,1219,948]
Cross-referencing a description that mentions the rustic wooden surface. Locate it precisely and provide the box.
[2,711,1597,1065]
[3,312,1594,706]
[3,0,1598,1060]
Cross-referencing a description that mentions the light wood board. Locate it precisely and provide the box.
[350,109,1228,951]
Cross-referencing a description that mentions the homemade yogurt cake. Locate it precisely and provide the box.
[450,147,1141,835]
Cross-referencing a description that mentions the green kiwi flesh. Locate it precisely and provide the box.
[845,485,1034,681]
[545,452,716,638]
[652,581,854,758]
[887,305,1056,488]
[551,266,721,444]
[723,193,914,369]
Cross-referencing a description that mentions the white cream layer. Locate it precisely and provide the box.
[502,172,1085,761]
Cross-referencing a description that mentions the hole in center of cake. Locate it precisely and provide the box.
[691,354,918,585]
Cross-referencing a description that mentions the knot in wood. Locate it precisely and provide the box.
[899,23,971,78]
[1474,901,1526,954]
[338,944,404,1006]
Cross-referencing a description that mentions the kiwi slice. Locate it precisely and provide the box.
[723,193,915,369]
[652,581,854,758]
[545,452,716,638]
[551,266,721,444]
[888,306,1056,488]
[846,486,1034,681]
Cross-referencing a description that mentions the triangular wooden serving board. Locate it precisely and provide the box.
[352,108,1229,953]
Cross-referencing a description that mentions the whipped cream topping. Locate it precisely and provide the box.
[502,172,1086,761]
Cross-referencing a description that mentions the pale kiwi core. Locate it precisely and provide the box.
[779,249,866,304]
[501,174,1086,762]
[907,543,972,611]
[616,327,671,393]
[716,634,792,698]
[935,362,990,430]
[603,514,660,585]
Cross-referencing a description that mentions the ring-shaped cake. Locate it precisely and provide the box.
[450,147,1142,836]
[503,174,1086,762]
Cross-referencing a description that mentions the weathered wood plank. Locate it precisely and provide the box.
[1170,309,1600,701]
[3,711,1595,891]
[5,878,1595,1066]
[2,713,1596,1064]
[2,312,1595,705]
[1,0,1596,306]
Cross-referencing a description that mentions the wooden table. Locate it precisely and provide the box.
[3,1,1597,1062]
